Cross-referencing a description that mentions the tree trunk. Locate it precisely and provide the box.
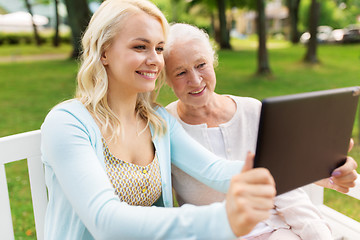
[287,0,301,44]
[216,0,231,49]
[24,0,42,46]
[170,0,179,22]
[53,0,60,47]
[256,0,272,75]
[63,0,91,59]
[304,0,320,63]
[210,10,216,38]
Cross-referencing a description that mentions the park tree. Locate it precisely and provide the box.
[286,0,301,43]
[53,0,60,47]
[216,0,231,49]
[35,0,61,47]
[229,0,271,75]
[63,0,92,59]
[24,0,42,46]
[303,0,320,63]
[256,0,272,75]
[184,0,217,39]
[187,0,231,49]
[188,0,272,75]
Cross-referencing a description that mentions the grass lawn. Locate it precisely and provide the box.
[1,41,360,239]
[0,43,72,57]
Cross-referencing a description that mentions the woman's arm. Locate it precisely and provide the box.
[168,112,245,193]
[42,107,238,239]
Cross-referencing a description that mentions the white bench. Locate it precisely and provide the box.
[0,130,359,239]
[0,130,46,240]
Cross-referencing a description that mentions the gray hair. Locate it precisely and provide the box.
[164,23,218,66]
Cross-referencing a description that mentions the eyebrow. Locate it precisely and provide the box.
[133,38,164,45]
[173,66,185,72]
[171,58,206,72]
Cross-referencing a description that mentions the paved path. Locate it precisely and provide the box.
[0,53,69,63]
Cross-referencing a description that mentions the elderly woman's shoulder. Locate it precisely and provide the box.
[227,95,261,106]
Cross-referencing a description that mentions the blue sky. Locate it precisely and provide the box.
[0,0,54,17]
[0,0,100,17]
[0,0,27,13]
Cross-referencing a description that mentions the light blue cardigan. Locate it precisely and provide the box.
[41,100,244,239]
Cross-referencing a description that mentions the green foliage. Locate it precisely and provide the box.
[0,5,8,14]
[152,0,214,33]
[152,0,189,22]
[231,0,256,9]
[299,0,360,32]
[319,0,349,29]
[0,32,5,45]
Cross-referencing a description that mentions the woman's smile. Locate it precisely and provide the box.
[136,70,158,80]
[189,86,206,95]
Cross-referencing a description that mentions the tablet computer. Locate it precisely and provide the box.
[254,86,360,195]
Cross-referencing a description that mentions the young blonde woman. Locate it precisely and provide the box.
[163,23,358,240]
[40,0,277,239]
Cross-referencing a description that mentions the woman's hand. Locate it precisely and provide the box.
[316,156,358,193]
[315,139,358,193]
[225,152,276,237]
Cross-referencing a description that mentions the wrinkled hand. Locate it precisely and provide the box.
[316,156,358,193]
[316,139,358,193]
[225,152,276,237]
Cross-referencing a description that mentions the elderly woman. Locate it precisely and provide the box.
[163,23,358,240]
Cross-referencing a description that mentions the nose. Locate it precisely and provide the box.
[146,49,164,67]
[187,70,202,85]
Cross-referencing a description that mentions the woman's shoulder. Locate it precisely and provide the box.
[228,95,261,106]
[226,95,261,113]
[43,99,95,129]
[51,99,85,112]
[155,105,173,120]
[165,100,178,113]
[154,105,182,131]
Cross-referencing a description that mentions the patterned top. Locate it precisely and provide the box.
[102,139,162,206]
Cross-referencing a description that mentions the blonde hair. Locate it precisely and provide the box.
[76,0,168,140]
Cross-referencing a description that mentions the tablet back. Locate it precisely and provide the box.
[254,86,360,195]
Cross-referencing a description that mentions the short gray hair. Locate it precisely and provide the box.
[164,23,218,66]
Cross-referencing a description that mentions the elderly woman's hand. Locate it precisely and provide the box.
[316,156,358,193]
[225,152,276,237]
[315,138,358,193]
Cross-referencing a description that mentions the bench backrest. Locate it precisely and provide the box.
[0,130,46,240]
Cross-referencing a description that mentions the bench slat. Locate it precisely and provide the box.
[319,205,360,240]
[0,130,44,240]
[0,130,41,164]
[346,174,360,200]
[0,164,15,240]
